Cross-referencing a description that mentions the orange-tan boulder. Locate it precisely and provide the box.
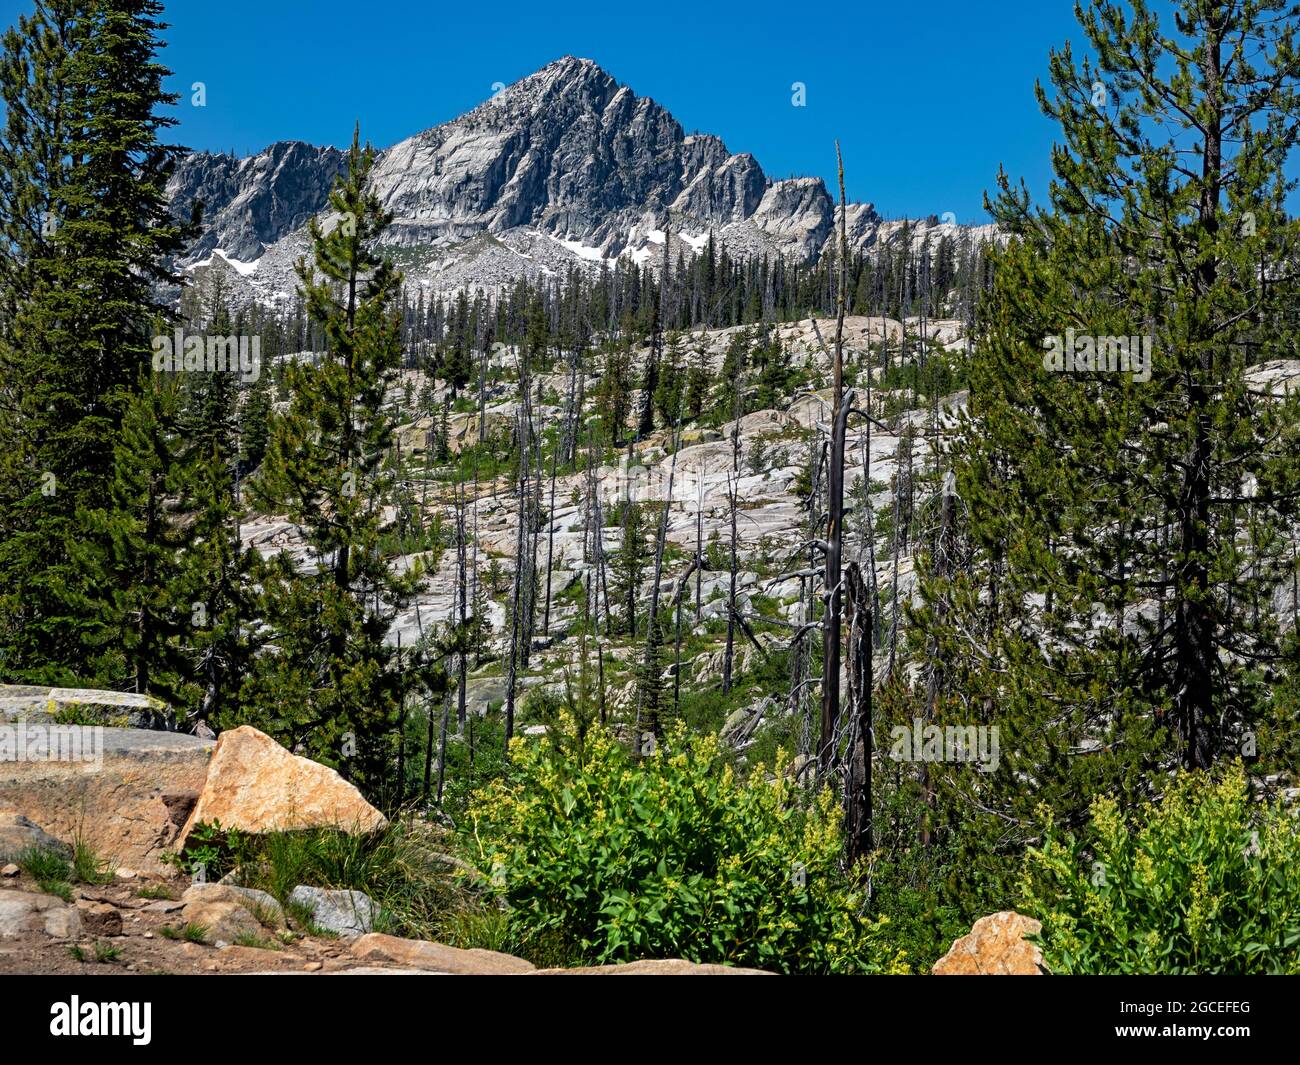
[349,932,535,974]
[177,726,386,850]
[932,911,1047,975]
[0,727,213,875]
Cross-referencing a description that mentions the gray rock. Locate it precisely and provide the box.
[0,684,169,728]
[288,886,378,938]
[0,890,81,940]
[0,812,72,863]
[168,141,348,263]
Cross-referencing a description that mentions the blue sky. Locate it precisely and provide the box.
[3,0,1194,222]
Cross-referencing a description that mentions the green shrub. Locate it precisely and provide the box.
[40,879,73,902]
[469,724,906,974]
[162,819,247,882]
[1022,763,1300,974]
[93,940,122,963]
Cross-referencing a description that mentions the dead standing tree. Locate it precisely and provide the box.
[817,144,877,862]
[845,560,873,859]
[818,144,850,777]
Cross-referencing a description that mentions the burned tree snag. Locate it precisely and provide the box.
[819,143,850,775]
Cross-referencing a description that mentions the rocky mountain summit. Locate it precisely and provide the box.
[170,140,348,264]
[167,57,995,301]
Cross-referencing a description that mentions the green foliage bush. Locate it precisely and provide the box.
[1022,764,1300,974]
[469,725,906,973]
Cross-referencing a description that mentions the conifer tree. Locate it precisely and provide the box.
[910,0,1300,903]
[73,371,190,699]
[243,128,416,791]
[613,499,649,638]
[0,0,191,680]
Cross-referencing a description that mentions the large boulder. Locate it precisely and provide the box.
[182,883,285,929]
[349,933,535,974]
[180,898,266,945]
[932,911,1047,975]
[0,684,170,729]
[0,812,73,863]
[75,900,123,937]
[177,726,387,850]
[0,726,214,875]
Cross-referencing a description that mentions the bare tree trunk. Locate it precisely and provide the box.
[504,402,528,758]
[394,635,406,805]
[1173,17,1222,771]
[456,480,468,732]
[435,686,451,805]
[722,472,739,695]
[845,561,873,861]
[695,472,704,622]
[722,368,743,694]
[422,688,436,802]
[543,412,559,637]
[621,440,636,639]
[598,645,607,726]
[819,144,849,775]
[673,560,695,719]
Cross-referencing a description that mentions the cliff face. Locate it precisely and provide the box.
[168,141,348,263]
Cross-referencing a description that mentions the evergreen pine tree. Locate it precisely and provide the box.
[243,128,417,792]
[0,0,191,681]
[909,0,1300,906]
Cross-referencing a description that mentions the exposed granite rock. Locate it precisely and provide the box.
[176,726,386,850]
[932,911,1047,975]
[0,727,214,875]
[168,140,348,263]
[349,932,536,974]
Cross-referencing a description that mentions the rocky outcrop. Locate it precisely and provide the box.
[182,883,285,927]
[180,897,267,945]
[177,726,387,850]
[0,684,170,729]
[932,911,1047,975]
[0,727,214,875]
[0,812,72,863]
[168,141,348,263]
[178,883,286,944]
